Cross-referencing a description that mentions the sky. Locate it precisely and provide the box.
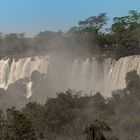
[0,0,140,36]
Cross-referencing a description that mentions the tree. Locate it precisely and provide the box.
[112,10,140,43]
[22,102,45,139]
[4,33,28,55]
[79,13,108,33]
[84,120,112,140]
[44,89,77,136]
[0,110,4,140]
[68,13,108,55]
[112,10,140,59]
[125,70,140,94]
[4,108,36,140]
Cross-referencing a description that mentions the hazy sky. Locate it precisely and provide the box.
[0,0,140,36]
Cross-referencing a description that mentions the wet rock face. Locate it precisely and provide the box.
[0,55,140,99]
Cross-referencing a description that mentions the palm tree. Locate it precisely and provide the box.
[84,119,112,140]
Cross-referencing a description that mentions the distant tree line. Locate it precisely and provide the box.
[68,10,140,59]
[0,10,140,60]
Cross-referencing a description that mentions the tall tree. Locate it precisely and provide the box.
[112,10,140,59]
[84,120,112,140]
[79,13,108,33]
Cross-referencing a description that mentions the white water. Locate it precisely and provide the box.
[0,56,49,89]
[70,58,104,93]
[0,55,140,97]
[106,55,140,93]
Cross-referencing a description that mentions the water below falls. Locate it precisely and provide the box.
[0,55,140,97]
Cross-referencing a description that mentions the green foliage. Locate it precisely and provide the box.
[22,102,45,139]
[0,111,4,140]
[5,108,36,140]
[0,108,36,140]
[125,70,140,93]
[112,10,140,60]
[1,10,140,59]
[79,13,108,33]
[85,120,112,140]
[68,10,140,58]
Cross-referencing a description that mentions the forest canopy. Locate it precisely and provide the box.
[0,10,140,60]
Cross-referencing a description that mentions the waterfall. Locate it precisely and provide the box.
[0,55,140,98]
[107,55,140,92]
[0,58,10,88]
[0,56,49,89]
[70,58,104,94]
[26,81,33,99]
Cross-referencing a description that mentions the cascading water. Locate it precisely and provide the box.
[0,55,140,98]
[70,58,104,93]
[107,55,140,92]
[0,56,49,97]
[0,58,10,88]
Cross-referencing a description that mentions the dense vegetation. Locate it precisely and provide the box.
[0,70,140,140]
[0,10,140,60]
[0,10,140,140]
